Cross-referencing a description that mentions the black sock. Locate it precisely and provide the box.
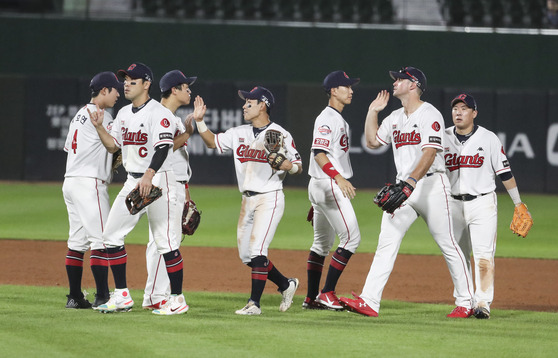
[267,260,289,292]
[107,246,127,289]
[306,251,325,299]
[90,249,109,299]
[249,256,268,305]
[322,248,353,293]
[65,249,84,298]
[163,250,184,295]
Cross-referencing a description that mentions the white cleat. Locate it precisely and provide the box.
[152,294,189,315]
[235,300,262,315]
[279,278,299,312]
[95,288,134,313]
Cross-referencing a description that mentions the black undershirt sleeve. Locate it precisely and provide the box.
[498,171,513,182]
[148,144,171,172]
[313,149,327,156]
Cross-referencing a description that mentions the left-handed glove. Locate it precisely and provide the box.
[509,203,533,238]
[374,181,414,214]
[182,200,201,235]
[125,185,162,215]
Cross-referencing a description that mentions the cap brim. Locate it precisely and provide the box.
[389,71,410,81]
[117,69,128,80]
[238,90,254,101]
[186,77,197,86]
[350,78,361,86]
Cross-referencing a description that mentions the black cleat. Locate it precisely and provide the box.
[66,295,92,309]
[473,307,490,319]
[92,294,109,309]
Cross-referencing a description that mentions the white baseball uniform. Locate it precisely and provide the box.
[308,106,360,256]
[102,99,178,254]
[359,102,474,312]
[214,122,302,263]
[444,125,511,311]
[63,103,114,252]
[143,115,192,307]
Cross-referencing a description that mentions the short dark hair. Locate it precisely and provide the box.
[258,100,271,115]
[91,87,116,98]
[161,84,183,99]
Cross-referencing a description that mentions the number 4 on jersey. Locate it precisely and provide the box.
[72,129,78,154]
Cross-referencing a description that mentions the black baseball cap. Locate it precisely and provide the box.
[117,62,153,82]
[238,86,275,107]
[389,66,427,92]
[323,70,360,92]
[90,71,123,91]
[451,93,478,111]
[159,70,197,92]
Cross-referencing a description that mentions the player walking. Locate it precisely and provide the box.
[445,93,532,319]
[194,86,301,315]
[142,70,206,310]
[304,70,362,310]
[62,71,122,309]
[89,62,188,315]
[339,67,474,318]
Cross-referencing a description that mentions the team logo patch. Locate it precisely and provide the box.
[161,118,170,128]
[503,160,510,168]
[318,125,331,135]
[239,138,245,143]
[314,138,330,147]
[159,133,173,140]
[431,122,441,131]
[429,136,442,145]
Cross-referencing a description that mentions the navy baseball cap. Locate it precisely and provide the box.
[90,71,123,91]
[238,86,275,107]
[451,93,478,110]
[323,70,360,92]
[159,70,197,92]
[389,66,427,92]
[117,62,153,82]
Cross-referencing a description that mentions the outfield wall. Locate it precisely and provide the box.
[0,18,557,192]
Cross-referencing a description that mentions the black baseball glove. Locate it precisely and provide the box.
[182,200,201,236]
[125,185,163,215]
[374,182,414,214]
[264,129,287,170]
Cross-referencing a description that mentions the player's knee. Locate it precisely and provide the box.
[251,255,268,268]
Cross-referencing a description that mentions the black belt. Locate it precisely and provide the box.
[177,180,188,184]
[129,172,143,179]
[452,193,489,202]
[243,191,260,197]
[426,173,434,177]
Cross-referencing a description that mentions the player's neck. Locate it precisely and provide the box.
[251,115,271,128]
[401,97,423,116]
[161,97,179,114]
[90,97,106,110]
[131,93,150,108]
[328,98,345,113]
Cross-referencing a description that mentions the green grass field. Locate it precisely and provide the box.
[0,182,557,357]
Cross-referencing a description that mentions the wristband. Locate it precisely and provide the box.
[196,120,208,133]
[507,186,521,205]
[288,164,299,175]
[322,162,340,180]
[407,176,417,184]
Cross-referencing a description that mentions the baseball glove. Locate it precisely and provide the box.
[509,203,533,238]
[182,200,201,235]
[112,149,123,173]
[374,182,414,214]
[264,129,287,170]
[125,185,162,215]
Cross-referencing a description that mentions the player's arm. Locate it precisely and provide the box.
[406,147,437,188]
[189,95,217,148]
[315,150,355,199]
[173,113,194,151]
[500,173,523,207]
[268,153,302,174]
[137,144,171,197]
[364,90,390,149]
[87,105,119,153]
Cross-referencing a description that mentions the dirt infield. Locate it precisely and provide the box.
[1,239,556,312]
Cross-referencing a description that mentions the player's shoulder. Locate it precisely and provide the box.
[420,101,443,116]
[445,126,455,135]
[475,125,500,141]
[318,106,343,121]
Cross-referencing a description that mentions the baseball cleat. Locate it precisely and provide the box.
[339,292,378,317]
[92,293,109,309]
[447,306,473,318]
[279,278,299,312]
[143,299,168,310]
[302,297,326,310]
[65,294,92,309]
[316,291,343,310]
[95,288,134,313]
[235,299,262,315]
[473,307,490,319]
[152,294,188,315]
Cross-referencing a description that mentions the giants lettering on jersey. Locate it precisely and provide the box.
[122,128,148,145]
[444,153,485,172]
[339,134,349,152]
[236,144,267,163]
[393,130,421,148]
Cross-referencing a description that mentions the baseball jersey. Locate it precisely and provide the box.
[308,106,353,179]
[110,99,176,173]
[376,102,446,181]
[215,122,302,193]
[444,125,511,196]
[64,103,114,182]
[170,115,192,182]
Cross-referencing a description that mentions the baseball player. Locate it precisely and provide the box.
[339,67,474,318]
[62,71,122,309]
[194,86,301,315]
[142,70,206,310]
[304,70,362,310]
[445,93,530,319]
[89,62,188,315]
